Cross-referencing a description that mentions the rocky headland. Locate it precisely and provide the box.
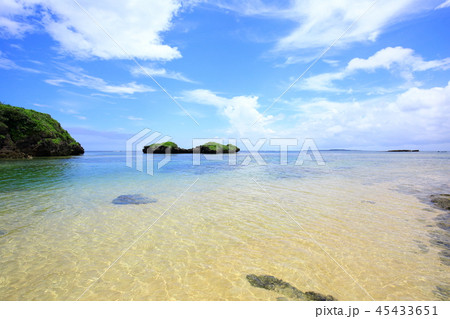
[0,102,84,158]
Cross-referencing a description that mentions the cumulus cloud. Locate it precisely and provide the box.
[301,47,450,91]
[45,66,154,95]
[182,89,277,136]
[346,46,450,73]
[0,0,185,60]
[395,82,450,113]
[376,83,450,145]
[287,82,450,148]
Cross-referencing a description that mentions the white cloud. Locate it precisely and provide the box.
[57,106,87,120]
[322,59,340,67]
[301,71,346,92]
[213,0,432,52]
[395,82,450,113]
[182,89,277,136]
[59,108,78,115]
[436,0,450,9]
[346,47,450,73]
[286,82,450,148]
[0,0,185,60]
[379,83,450,145]
[33,103,51,108]
[9,43,22,50]
[0,0,34,37]
[0,16,32,37]
[45,66,154,95]
[0,50,39,72]
[127,116,144,121]
[301,47,450,91]
[183,89,227,107]
[131,65,195,83]
[210,0,282,16]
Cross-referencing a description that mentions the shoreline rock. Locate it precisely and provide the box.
[430,194,450,211]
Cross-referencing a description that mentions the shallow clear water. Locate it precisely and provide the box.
[0,151,449,300]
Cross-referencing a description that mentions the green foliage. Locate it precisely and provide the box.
[0,102,84,157]
[202,142,238,152]
[0,102,74,143]
[146,141,179,149]
[203,142,222,151]
[160,141,178,148]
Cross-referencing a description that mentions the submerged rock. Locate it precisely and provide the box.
[112,194,157,205]
[436,213,450,232]
[430,194,450,211]
[246,274,335,301]
[429,229,450,266]
[433,285,450,301]
[426,195,450,270]
[0,229,6,236]
[276,297,289,301]
[439,250,450,267]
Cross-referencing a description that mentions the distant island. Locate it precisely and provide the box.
[0,102,84,159]
[327,149,352,151]
[387,150,419,152]
[143,141,240,154]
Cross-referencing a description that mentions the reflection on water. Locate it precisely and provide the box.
[0,151,449,300]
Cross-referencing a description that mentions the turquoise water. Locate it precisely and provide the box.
[0,151,449,300]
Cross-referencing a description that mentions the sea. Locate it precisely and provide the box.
[0,151,449,300]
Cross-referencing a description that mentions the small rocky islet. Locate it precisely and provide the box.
[143,141,240,154]
[0,102,84,158]
[246,274,336,301]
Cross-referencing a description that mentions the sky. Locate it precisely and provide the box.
[0,0,449,151]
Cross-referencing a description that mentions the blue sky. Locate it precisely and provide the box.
[1,0,449,151]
